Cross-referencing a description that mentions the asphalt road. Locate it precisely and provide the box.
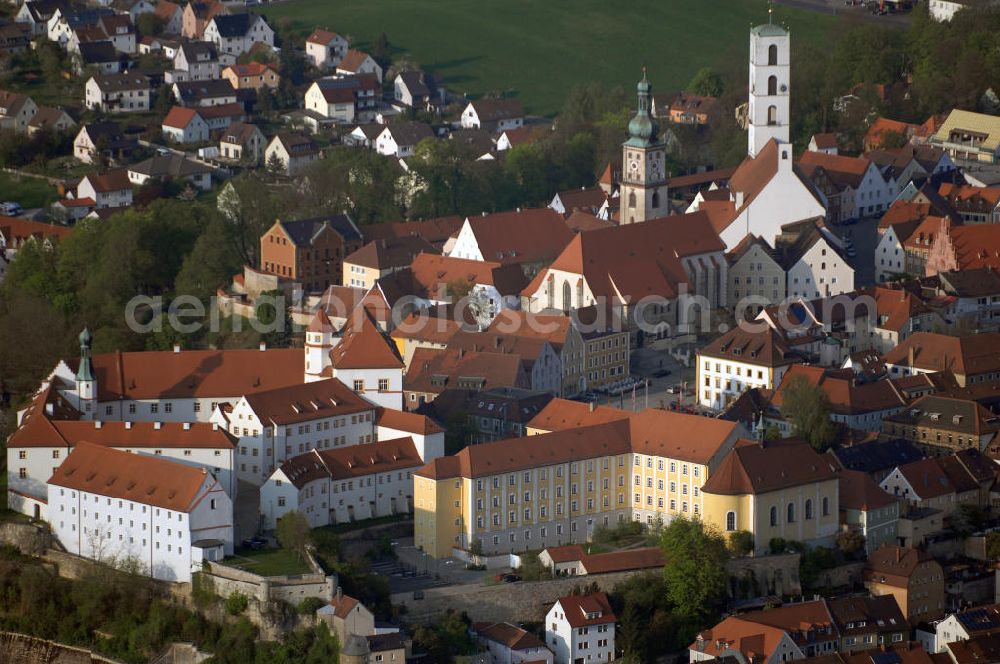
[775,0,913,27]
[825,215,881,288]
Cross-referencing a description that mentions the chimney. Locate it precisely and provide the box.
[895,547,901,563]
[337,587,343,601]
[94,421,102,429]
[589,401,596,413]
[259,341,267,352]
[154,421,162,430]
[212,422,218,431]
[173,344,181,353]
[183,422,191,430]
[45,403,53,416]
[125,421,132,430]
[908,345,915,368]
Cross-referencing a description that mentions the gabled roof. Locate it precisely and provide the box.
[78,40,118,64]
[305,28,342,45]
[838,469,896,511]
[81,168,129,192]
[553,592,616,628]
[406,252,528,296]
[277,437,421,489]
[90,72,148,92]
[727,139,824,219]
[934,109,1000,153]
[0,216,72,245]
[472,622,547,651]
[242,378,371,425]
[464,208,573,265]
[831,438,923,475]
[344,235,436,271]
[467,98,524,124]
[47,442,213,512]
[224,61,277,78]
[162,105,202,129]
[329,306,404,370]
[405,347,526,397]
[337,49,374,73]
[699,325,799,368]
[220,122,262,146]
[701,439,838,496]
[827,595,907,635]
[935,222,1000,271]
[177,40,218,62]
[375,407,444,435]
[208,12,262,38]
[884,332,1000,376]
[770,365,907,416]
[9,418,235,450]
[810,132,839,150]
[799,151,874,191]
[691,615,790,662]
[361,216,464,249]
[380,120,433,146]
[865,545,936,585]
[891,457,972,499]
[396,70,431,97]
[277,214,362,247]
[884,394,1000,436]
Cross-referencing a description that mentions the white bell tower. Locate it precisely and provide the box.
[304,309,336,383]
[747,12,790,157]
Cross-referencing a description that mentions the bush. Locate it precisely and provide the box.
[298,596,326,615]
[768,537,787,555]
[728,531,754,557]
[226,591,250,616]
[191,572,217,608]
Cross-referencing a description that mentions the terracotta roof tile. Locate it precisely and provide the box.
[553,592,615,628]
[278,437,421,489]
[243,378,371,425]
[701,439,838,496]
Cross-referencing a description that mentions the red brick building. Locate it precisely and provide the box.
[259,215,363,292]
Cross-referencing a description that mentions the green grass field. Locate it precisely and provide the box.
[226,547,311,576]
[264,0,841,115]
[0,172,60,208]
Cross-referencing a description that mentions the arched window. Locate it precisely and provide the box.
[822,496,830,516]
[769,506,777,527]
[768,44,778,66]
[805,499,813,520]
[768,105,778,126]
[651,191,660,209]
[562,281,572,311]
[628,191,637,208]
[726,511,736,532]
[768,75,777,96]
[787,502,796,523]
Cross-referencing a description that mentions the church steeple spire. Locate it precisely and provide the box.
[626,66,659,148]
[76,327,94,382]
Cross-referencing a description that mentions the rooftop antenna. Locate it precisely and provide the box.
[768,0,774,24]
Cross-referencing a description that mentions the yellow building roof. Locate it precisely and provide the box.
[933,109,1000,152]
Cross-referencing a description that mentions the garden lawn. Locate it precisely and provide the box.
[0,172,60,208]
[225,547,311,576]
[264,0,840,115]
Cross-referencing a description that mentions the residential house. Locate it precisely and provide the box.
[195,103,244,132]
[0,23,31,57]
[667,92,716,126]
[882,395,1000,456]
[260,437,424,528]
[864,545,946,623]
[202,12,274,59]
[154,0,183,35]
[868,145,955,196]
[343,123,382,148]
[701,439,840,555]
[305,28,347,69]
[548,187,608,217]
[827,595,909,652]
[830,438,924,482]
[161,106,209,143]
[931,604,1000,654]
[47,7,115,46]
[930,109,1000,164]
[374,121,434,158]
[472,621,554,664]
[342,236,436,290]
[336,49,382,82]
[74,41,121,75]
[73,121,137,164]
[460,98,524,132]
[221,62,279,90]
[264,132,319,176]
[84,72,149,113]
[879,457,979,516]
[927,267,1000,330]
[218,122,265,164]
[865,117,926,151]
[884,332,1000,386]
[25,106,75,137]
[545,592,616,664]
[111,0,155,23]
[938,183,1000,224]
[838,469,900,555]
[445,331,562,396]
[404,347,531,411]
[776,217,855,299]
[48,442,233,583]
[0,89,37,133]
[317,591,375,645]
[927,221,1000,275]
[799,151,893,223]
[171,79,236,107]
[808,132,839,155]
[692,600,840,662]
[168,41,219,83]
[303,75,379,124]
[259,214,363,291]
[76,168,132,209]
[497,126,548,152]
[424,387,553,444]
[181,0,227,40]
[929,0,968,21]
[127,154,212,190]
[538,544,664,577]
[393,70,440,111]
[0,217,71,282]
[696,326,801,411]
[15,0,61,37]
[727,234,787,313]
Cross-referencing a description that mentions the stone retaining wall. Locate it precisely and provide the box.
[0,631,122,664]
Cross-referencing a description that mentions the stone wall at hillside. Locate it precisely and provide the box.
[0,632,121,664]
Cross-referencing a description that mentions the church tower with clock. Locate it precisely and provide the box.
[620,68,668,225]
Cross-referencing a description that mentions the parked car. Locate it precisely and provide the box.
[241,536,267,550]
[0,202,23,216]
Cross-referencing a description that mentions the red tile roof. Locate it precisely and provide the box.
[375,407,444,435]
[465,208,573,265]
[81,168,130,193]
[884,332,1000,377]
[0,216,72,244]
[162,105,200,129]
[48,442,216,511]
[9,418,235,450]
[330,307,404,370]
[278,437,421,488]
[306,28,342,45]
[472,622,547,650]
[242,378,372,425]
[553,592,616,628]
[838,469,896,511]
[701,439,838,496]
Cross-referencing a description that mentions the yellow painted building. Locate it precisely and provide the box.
[700,439,840,555]
[415,400,746,557]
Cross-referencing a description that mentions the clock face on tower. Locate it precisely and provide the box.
[628,157,639,176]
